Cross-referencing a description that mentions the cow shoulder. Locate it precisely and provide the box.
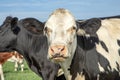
[101,18,120,36]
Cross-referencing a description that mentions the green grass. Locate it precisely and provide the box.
[3,61,42,80]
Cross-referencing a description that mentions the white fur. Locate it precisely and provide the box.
[98,62,105,72]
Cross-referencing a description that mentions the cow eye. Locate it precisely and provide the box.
[72,26,76,30]
[67,26,76,33]
[44,27,52,34]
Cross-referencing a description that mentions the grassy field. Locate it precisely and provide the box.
[3,61,42,80]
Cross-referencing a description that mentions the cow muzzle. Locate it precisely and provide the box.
[48,44,68,62]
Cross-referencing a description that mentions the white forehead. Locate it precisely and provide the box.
[45,8,76,30]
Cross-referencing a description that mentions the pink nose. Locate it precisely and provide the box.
[48,45,67,58]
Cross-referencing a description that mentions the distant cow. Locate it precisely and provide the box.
[7,51,24,71]
[0,51,24,80]
[44,8,120,80]
[0,16,65,80]
[0,52,14,80]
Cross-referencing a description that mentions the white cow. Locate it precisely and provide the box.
[44,8,78,80]
[0,51,24,80]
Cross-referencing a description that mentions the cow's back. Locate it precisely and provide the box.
[96,18,120,71]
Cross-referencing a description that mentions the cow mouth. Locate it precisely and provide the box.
[50,55,68,62]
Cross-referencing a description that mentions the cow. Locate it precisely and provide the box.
[7,51,24,71]
[0,16,65,80]
[0,51,14,80]
[0,51,24,80]
[44,8,120,80]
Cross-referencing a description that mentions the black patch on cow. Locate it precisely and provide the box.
[85,48,100,76]
[77,34,100,51]
[84,49,111,79]
[118,49,120,56]
[100,41,109,52]
[99,70,120,80]
[117,40,120,46]
[70,45,89,80]
[77,18,101,36]
[98,53,111,71]
[116,62,120,71]
[100,15,120,20]
[83,36,99,50]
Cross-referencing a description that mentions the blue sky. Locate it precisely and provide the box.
[0,0,120,24]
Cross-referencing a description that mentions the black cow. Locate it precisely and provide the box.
[44,8,120,80]
[0,16,65,80]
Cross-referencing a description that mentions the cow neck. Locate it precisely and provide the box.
[59,36,77,80]
[67,35,88,79]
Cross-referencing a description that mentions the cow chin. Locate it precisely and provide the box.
[53,57,65,63]
[51,57,67,63]
[48,53,69,63]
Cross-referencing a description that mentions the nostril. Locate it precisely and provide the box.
[49,45,65,55]
[50,47,54,52]
[61,46,65,52]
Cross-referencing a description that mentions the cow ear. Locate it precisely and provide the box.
[77,18,101,36]
[4,16,13,23]
[11,17,20,35]
[11,17,18,29]
[24,22,44,35]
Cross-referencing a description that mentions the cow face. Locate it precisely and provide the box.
[44,8,77,63]
[0,16,19,52]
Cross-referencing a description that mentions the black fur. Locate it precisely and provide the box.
[117,40,120,46]
[118,49,120,56]
[100,15,120,20]
[100,41,109,52]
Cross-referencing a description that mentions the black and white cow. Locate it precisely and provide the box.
[0,16,65,80]
[44,8,120,80]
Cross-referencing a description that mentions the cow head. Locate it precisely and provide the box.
[0,16,19,52]
[0,16,45,52]
[44,8,77,63]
